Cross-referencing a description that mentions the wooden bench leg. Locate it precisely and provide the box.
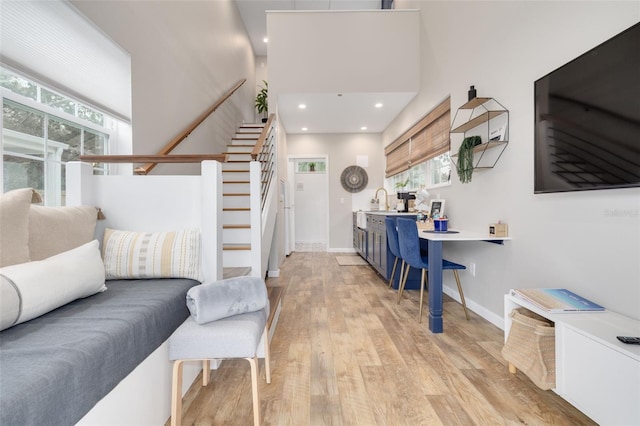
[247,356,261,426]
[263,326,271,384]
[171,360,184,426]
[203,360,210,386]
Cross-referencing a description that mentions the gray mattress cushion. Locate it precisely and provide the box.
[0,278,198,426]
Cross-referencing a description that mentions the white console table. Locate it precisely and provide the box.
[504,293,640,425]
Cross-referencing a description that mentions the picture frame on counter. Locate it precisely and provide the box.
[429,199,445,219]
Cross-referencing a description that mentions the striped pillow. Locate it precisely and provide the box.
[102,228,202,281]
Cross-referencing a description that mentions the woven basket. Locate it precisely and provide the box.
[416,219,434,231]
[501,308,556,390]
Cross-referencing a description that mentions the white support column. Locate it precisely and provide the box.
[65,161,95,206]
[201,161,223,283]
[249,161,262,277]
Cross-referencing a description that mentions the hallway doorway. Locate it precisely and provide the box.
[287,156,329,252]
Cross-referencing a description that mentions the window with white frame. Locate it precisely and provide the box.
[386,153,451,192]
[1,67,113,206]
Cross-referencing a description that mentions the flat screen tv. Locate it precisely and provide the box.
[534,22,640,193]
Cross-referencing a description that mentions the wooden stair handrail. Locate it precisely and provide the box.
[79,154,227,164]
[251,114,275,160]
[135,78,246,175]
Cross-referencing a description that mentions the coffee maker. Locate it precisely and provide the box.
[396,192,415,213]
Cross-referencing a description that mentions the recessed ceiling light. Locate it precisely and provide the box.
[375,102,383,108]
[298,104,306,109]
[361,126,368,131]
[302,127,308,131]
[263,37,268,43]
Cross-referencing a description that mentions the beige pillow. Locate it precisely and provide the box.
[28,205,99,261]
[102,228,202,281]
[0,188,34,267]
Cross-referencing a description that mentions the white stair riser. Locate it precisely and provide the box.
[230,141,256,148]
[222,162,250,172]
[223,250,251,267]
[226,154,252,162]
[223,228,251,243]
[222,211,250,225]
[234,132,260,138]
[223,182,250,193]
[222,171,250,181]
[223,196,250,209]
[227,145,254,153]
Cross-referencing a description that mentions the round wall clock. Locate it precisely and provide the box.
[340,165,368,193]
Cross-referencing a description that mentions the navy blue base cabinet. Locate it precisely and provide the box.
[353,213,423,290]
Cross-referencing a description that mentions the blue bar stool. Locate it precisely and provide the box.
[384,217,405,289]
[396,218,469,322]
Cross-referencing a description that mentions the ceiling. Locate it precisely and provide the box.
[235,0,382,57]
[235,0,414,135]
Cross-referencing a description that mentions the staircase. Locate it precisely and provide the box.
[221,123,265,275]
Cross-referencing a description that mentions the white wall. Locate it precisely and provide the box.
[267,10,419,94]
[72,0,256,175]
[387,1,640,321]
[287,133,384,250]
[255,55,268,123]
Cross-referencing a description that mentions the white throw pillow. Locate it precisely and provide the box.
[0,240,106,331]
[102,228,202,281]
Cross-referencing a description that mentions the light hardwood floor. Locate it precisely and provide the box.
[178,252,596,425]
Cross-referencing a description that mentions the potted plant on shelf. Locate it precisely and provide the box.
[394,178,410,196]
[255,80,268,123]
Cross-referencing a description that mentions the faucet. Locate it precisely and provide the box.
[375,187,390,211]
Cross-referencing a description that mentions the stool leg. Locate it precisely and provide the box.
[263,326,271,384]
[418,268,427,323]
[171,360,184,426]
[453,270,470,320]
[388,257,398,288]
[396,261,409,304]
[246,356,261,426]
[203,360,210,386]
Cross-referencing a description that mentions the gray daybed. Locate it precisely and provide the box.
[0,278,198,425]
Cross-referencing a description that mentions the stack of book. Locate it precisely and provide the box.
[511,288,605,313]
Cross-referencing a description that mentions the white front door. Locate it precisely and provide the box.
[288,157,328,252]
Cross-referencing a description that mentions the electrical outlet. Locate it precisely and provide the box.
[470,262,476,277]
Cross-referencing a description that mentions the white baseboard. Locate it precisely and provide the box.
[442,285,504,330]
[327,248,357,253]
[267,269,280,277]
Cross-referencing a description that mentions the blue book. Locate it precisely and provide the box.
[512,288,605,313]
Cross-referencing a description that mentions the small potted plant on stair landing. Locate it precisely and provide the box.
[255,80,268,123]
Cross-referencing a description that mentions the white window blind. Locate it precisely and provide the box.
[0,0,132,122]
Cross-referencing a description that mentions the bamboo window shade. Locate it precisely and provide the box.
[385,97,451,178]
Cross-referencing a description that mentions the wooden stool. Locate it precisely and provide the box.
[168,308,271,426]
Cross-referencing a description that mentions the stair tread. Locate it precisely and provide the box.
[223,224,250,229]
[224,193,249,196]
[223,243,251,250]
[224,207,250,211]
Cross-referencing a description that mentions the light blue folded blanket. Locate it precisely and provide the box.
[186,276,268,324]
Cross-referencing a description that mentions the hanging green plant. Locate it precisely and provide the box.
[456,136,482,183]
